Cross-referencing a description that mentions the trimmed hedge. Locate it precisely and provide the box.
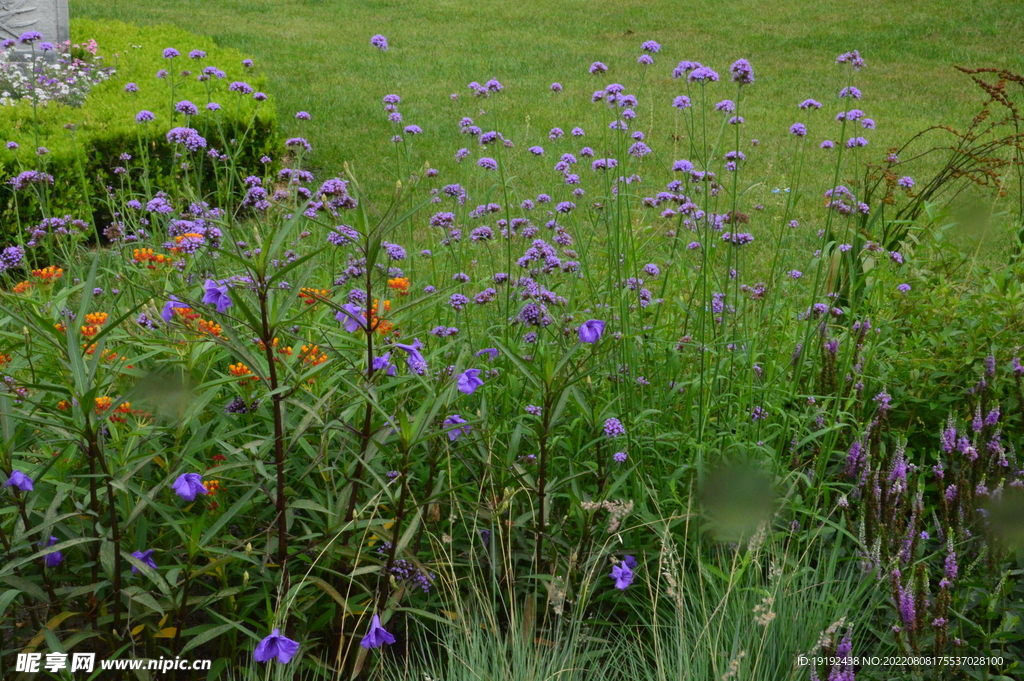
[0,19,277,234]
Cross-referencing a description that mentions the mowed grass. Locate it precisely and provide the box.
[73,0,1023,206]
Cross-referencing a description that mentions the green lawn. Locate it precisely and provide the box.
[73,0,1024,195]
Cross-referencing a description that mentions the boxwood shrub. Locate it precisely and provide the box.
[0,19,277,238]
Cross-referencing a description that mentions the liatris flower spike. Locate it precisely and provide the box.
[254,628,300,663]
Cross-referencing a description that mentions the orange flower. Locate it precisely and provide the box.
[0,353,10,368]
[228,362,252,377]
[388,277,411,296]
[300,344,328,366]
[54,322,67,333]
[132,248,172,267]
[298,288,329,305]
[80,325,100,337]
[229,362,259,384]
[203,479,221,495]
[197,319,223,337]
[57,399,71,410]
[368,299,395,336]
[13,281,32,293]
[31,266,63,282]
[85,312,109,326]
[94,396,113,414]
[256,337,292,356]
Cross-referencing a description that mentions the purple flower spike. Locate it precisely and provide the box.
[202,279,233,313]
[3,470,33,492]
[360,614,396,649]
[171,472,208,501]
[457,369,484,395]
[610,562,634,589]
[255,628,300,663]
[130,549,157,574]
[578,319,605,344]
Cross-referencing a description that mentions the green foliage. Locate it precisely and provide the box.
[0,19,276,234]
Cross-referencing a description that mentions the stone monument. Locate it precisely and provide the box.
[0,0,69,45]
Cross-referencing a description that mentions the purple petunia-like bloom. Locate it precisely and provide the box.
[443,414,470,441]
[130,549,157,574]
[610,563,633,589]
[202,279,233,313]
[336,304,365,332]
[3,470,33,492]
[395,339,428,375]
[478,157,498,170]
[171,472,208,501]
[610,555,636,589]
[41,536,63,567]
[360,614,396,649]
[162,295,191,323]
[457,369,484,395]
[579,319,605,343]
[370,34,389,51]
[255,628,300,663]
